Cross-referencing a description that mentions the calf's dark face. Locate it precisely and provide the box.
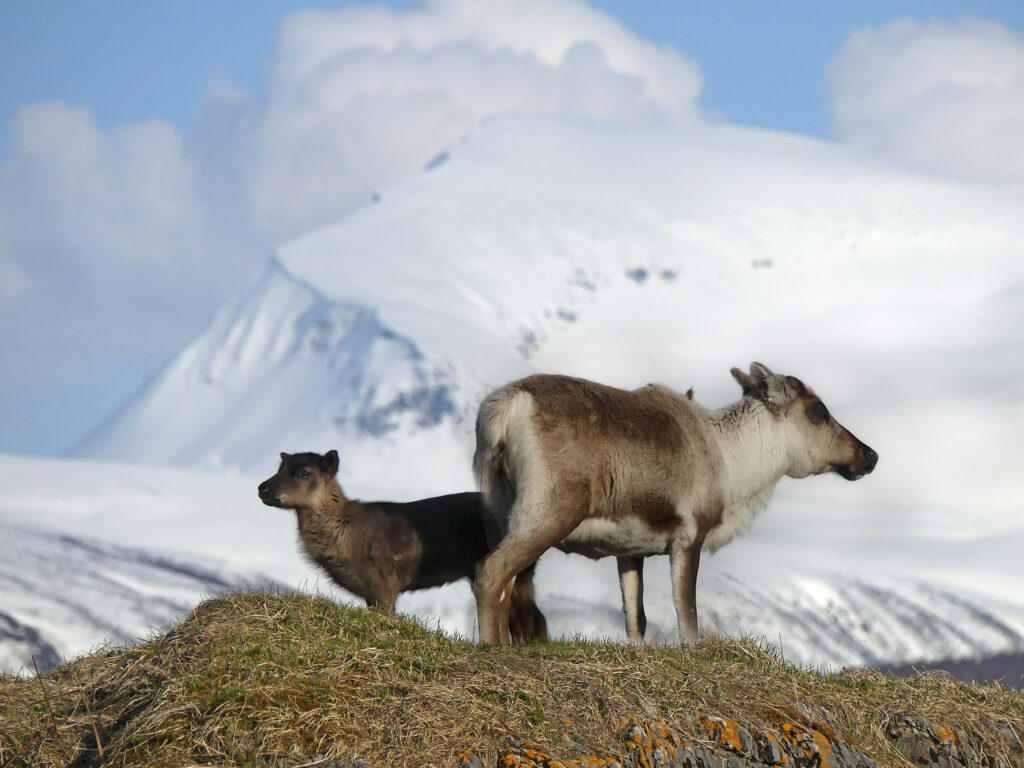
[257,450,340,508]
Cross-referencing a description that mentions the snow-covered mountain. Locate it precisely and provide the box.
[73,258,471,490]
[7,116,1024,675]
[74,118,1024,499]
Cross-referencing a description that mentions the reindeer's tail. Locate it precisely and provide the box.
[474,385,549,643]
[473,386,525,542]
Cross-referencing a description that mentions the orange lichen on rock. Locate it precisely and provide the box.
[497,742,623,768]
[571,755,621,767]
[696,710,748,753]
[756,730,790,766]
[623,718,682,768]
[780,722,836,767]
[490,716,891,768]
[499,744,563,768]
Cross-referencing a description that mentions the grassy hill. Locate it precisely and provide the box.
[1,592,1022,767]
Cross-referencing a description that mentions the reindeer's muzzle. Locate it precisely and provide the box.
[836,443,878,481]
[257,479,283,507]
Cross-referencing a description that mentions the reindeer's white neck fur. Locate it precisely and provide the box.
[703,398,790,552]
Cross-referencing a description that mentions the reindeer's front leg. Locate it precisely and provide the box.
[668,538,702,644]
[616,555,647,643]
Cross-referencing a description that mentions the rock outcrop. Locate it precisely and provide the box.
[455,712,1024,768]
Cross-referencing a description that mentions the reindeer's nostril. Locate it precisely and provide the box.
[865,446,879,468]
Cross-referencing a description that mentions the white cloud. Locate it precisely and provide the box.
[827,16,1024,180]
[231,0,704,238]
[0,102,252,397]
[2,103,203,274]
[0,0,704,451]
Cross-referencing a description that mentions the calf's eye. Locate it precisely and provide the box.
[805,402,828,425]
[295,469,311,480]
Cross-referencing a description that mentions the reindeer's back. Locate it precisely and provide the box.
[512,375,684,451]
[373,491,489,590]
[508,375,717,519]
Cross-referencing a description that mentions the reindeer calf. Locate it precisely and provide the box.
[258,450,545,639]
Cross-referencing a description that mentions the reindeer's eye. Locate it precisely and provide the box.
[295,469,312,480]
[805,402,828,425]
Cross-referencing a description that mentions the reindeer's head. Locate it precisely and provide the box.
[730,363,878,481]
[258,450,340,509]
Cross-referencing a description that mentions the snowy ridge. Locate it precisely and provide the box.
[538,565,1024,670]
[700,572,1024,669]
[3,454,1024,674]
[0,520,284,674]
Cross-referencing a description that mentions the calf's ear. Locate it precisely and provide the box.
[323,450,340,477]
[280,452,291,462]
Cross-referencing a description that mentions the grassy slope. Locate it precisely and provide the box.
[1,592,1022,768]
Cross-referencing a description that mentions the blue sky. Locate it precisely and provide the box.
[5,0,1022,147]
[1,0,1023,457]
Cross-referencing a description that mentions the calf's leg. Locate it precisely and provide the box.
[508,561,547,642]
[364,590,398,612]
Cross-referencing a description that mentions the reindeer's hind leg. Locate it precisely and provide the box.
[499,575,516,644]
[476,493,583,644]
[617,555,647,643]
[476,542,538,644]
[468,563,545,643]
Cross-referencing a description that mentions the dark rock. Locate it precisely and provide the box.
[454,751,488,768]
[472,711,1023,768]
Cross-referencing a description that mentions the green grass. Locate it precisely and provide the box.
[1,591,1021,767]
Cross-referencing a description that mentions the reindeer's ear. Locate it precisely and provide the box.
[731,367,765,399]
[323,450,340,477]
[280,452,291,462]
[750,362,774,380]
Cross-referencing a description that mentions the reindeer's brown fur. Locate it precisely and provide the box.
[259,451,546,639]
[473,363,877,645]
[508,376,723,535]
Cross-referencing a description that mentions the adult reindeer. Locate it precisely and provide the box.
[472,363,877,645]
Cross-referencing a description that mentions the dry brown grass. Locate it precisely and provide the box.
[1,591,1021,768]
